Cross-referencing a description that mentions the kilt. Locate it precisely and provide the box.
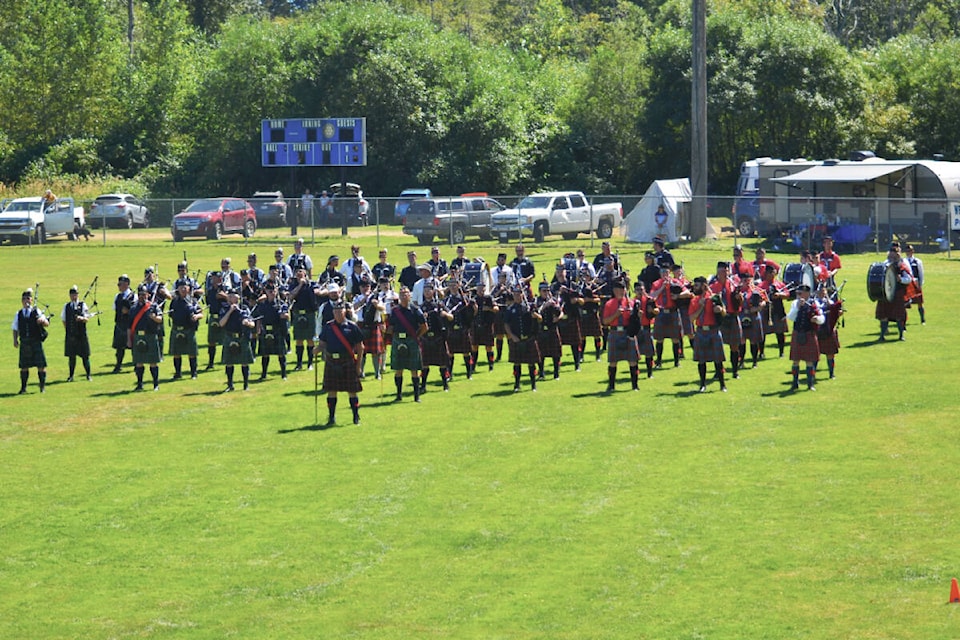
[322,354,362,393]
[763,307,789,335]
[653,309,682,341]
[207,317,222,345]
[693,326,725,363]
[362,324,385,355]
[911,291,924,305]
[740,313,764,344]
[474,318,496,347]
[789,329,821,363]
[258,324,287,356]
[817,328,840,356]
[18,340,47,369]
[447,325,474,354]
[508,337,541,365]
[112,324,130,350]
[292,309,317,341]
[64,333,91,358]
[494,310,507,336]
[606,328,639,364]
[557,317,582,347]
[875,298,907,323]
[637,326,655,358]
[221,332,254,365]
[420,332,450,366]
[131,331,162,365]
[578,308,603,337]
[391,336,423,371]
[535,325,563,359]
[720,315,743,347]
[168,326,198,356]
[678,307,693,336]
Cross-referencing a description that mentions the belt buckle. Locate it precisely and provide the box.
[397,332,407,339]
[137,331,146,336]
[330,353,341,360]
[265,325,273,330]
[615,326,625,332]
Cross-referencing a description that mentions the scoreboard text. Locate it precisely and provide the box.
[261,118,367,167]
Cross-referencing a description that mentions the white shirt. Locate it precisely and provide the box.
[786,298,825,325]
[490,264,516,287]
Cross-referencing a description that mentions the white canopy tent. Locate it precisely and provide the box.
[620,178,714,243]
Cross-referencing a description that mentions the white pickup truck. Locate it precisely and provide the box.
[489,191,622,243]
[0,196,86,244]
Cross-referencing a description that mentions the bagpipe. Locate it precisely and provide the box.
[32,282,50,342]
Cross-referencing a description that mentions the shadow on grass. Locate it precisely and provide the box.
[844,338,886,349]
[760,381,810,398]
[277,421,345,434]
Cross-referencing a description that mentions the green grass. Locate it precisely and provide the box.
[1,228,959,638]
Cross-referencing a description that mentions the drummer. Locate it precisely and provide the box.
[875,242,913,342]
[904,244,925,325]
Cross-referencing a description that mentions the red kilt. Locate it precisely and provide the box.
[323,356,362,393]
[557,317,582,347]
[535,325,563,359]
[693,326,725,363]
[789,329,821,363]
[607,328,639,363]
[817,327,840,356]
[720,315,743,348]
[875,297,907,323]
[446,325,474,354]
[420,332,450,366]
[577,308,603,337]
[362,324,385,355]
[653,310,682,341]
[740,312,764,344]
[508,337,541,365]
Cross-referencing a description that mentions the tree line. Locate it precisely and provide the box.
[1,0,959,199]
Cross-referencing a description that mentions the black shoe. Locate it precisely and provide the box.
[153,384,159,391]
[226,384,235,392]
[258,374,267,381]
[733,373,740,380]
[789,382,799,391]
[513,385,521,392]
[66,376,74,382]
[134,383,144,392]
[394,394,402,402]
[353,414,360,425]
[86,374,92,381]
[205,363,214,370]
[326,418,336,427]
[191,374,198,380]
[243,382,249,391]
[808,385,816,391]
[605,385,614,393]
[18,388,27,395]
[293,365,302,372]
[172,373,182,380]
[720,385,727,392]
[699,386,707,393]
[537,374,545,381]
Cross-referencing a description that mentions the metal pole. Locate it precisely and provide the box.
[690,0,708,241]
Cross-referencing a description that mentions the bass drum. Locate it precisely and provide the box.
[462,261,491,291]
[867,261,898,303]
[783,263,816,299]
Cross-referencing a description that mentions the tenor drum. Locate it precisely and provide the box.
[867,262,897,302]
[783,263,816,299]
[462,261,491,290]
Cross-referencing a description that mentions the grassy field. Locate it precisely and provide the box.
[1,227,958,639]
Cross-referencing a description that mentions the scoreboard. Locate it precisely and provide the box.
[261,118,366,167]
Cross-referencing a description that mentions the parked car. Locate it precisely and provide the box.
[322,182,368,227]
[171,198,256,241]
[403,195,505,244]
[394,188,432,224]
[90,193,149,229]
[249,191,287,227]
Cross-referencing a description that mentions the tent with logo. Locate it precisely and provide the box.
[620,178,715,243]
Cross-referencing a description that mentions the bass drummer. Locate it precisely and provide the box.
[875,242,913,342]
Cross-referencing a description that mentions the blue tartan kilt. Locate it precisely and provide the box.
[557,317,581,346]
[720,315,743,347]
[637,326,655,358]
[578,309,603,337]
[607,328,639,363]
[322,355,362,393]
[817,328,840,356]
[391,336,423,371]
[420,332,450,366]
[653,310,682,341]
[292,310,317,341]
[258,325,287,356]
[693,326,725,363]
[447,325,473,354]
[221,332,254,365]
[508,337,541,365]
[168,326,198,356]
[678,306,694,336]
[739,312,764,344]
[131,331,162,365]
[19,339,47,369]
[789,330,821,363]
[535,325,563,359]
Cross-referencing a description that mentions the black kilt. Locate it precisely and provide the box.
[19,340,47,369]
[763,307,789,335]
[789,329,821,363]
[818,328,840,356]
[420,332,450,366]
[508,337,541,365]
[720,315,743,347]
[693,327,725,363]
[168,326,198,356]
[494,310,507,336]
[323,355,362,393]
[557,317,582,347]
[578,308,603,337]
[535,325,563,359]
[131,332,162,365]
[292,309,317,341]
[259,324,287,356]
[607,328,639,364]
[875,297,907,323]
[653,310,682,341]
[740,313,764,344]
[64,333,90,358]
[474,318,496,347]
[447,325,473,354]
[637,326,655,358]
[112,324,129,350]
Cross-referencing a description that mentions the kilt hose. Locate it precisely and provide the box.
[789,329,821,363]
[323,354,362,393]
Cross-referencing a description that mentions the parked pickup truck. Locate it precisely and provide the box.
[489,191,622,243]
[402,195,506,245]
[0,196,86,244]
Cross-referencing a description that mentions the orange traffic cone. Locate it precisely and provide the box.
[950,578,960,603]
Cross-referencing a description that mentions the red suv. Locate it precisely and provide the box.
[171,198,257,241]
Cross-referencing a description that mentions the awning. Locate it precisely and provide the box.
[771,163,908,183]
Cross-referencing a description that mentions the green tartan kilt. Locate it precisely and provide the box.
[258,325,287,356]
[64,333,90,358]
[292,310,317,341]
[168,326,199,356]
[131,331,162,365]
[207,315,223,345]
[19,339,47,369]
[390,336,422,371]
[221,332,254,365]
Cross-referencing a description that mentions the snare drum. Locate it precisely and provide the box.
[783,263,816,299]
[867,262,897,303]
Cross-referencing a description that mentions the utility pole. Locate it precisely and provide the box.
[690,0,708,241]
